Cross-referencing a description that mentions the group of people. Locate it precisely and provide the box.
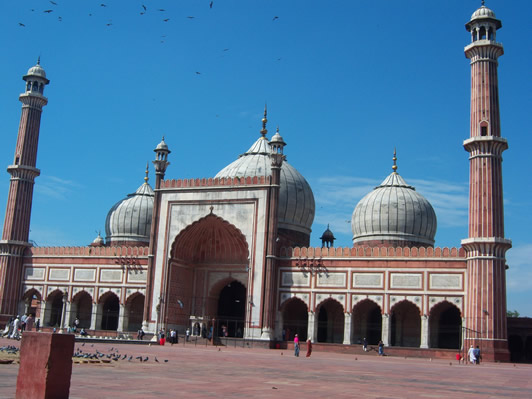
[293,334,313,358]
[467,345,482,364]
[1,314,39,340]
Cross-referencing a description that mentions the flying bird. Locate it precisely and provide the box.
[58,16,62,21]
[50,1,58,4]
[210,1,213,8]
[223,48,229,51]
[142,4,147,11]
[187,16,195,19]
[106,22,112,26]
[100,3,107,7]
[272,16,279,21]
[140,12,145,15]
[18,23,25,27]
[158,9,165,11]
[163,18,170,22]
[44,10,53,13]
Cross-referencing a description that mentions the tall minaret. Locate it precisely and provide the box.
[0,61,49,318]
[461,3,511,362]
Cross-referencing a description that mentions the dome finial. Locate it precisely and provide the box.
[37,56,41,65]
[260,104,268,137]
[392,148,398,173]
[481,0,485,6]
[144,162,149,183]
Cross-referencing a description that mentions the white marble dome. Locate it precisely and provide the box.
[471,5,496,20]
[215,135,315,235]
[351,172,437,247]
[105,180,154,245]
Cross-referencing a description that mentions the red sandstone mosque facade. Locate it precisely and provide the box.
[0,5,512,361]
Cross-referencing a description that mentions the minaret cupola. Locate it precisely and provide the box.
[23,58,50,95]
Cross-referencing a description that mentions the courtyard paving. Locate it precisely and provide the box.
[1,337,531,398]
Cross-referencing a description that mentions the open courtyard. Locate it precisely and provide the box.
[1,337,531,398]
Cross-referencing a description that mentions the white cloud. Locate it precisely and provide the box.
[34,176,82,200]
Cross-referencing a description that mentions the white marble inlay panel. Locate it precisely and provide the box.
[430,274,462,289]
[74,269,96,282]
[49,269,70,281]
[390,273,422,289]
[353,273,382,288]
[317,273,345,287]
[24,267,45,280]
[127,269,147,282]
[281,272,309,287]
[100,269,123,282]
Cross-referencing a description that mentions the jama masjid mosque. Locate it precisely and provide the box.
[0,5,513,361]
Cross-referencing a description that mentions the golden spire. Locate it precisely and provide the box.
[392,148,398,173]
[144,162,149,183]
[260,104,268,137]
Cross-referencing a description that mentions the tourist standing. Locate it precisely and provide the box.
[378,340,384,356]
[10,316,21,340]
[363,337,368,352]
[294,334,300,357]
[474,346,481,364]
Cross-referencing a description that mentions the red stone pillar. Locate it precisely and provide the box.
[16,332,75,399]
[0,62,49,318]
[462,6,511,362]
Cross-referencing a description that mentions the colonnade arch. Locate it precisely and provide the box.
[428,301,462,349]
[352,299,382,345]
[390,300,421,347]
[71,291,93,329]
[316,298,344,343]
[280,297,308,341]
[45,289,65,327]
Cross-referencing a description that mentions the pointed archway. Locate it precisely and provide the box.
[165,213,249,331]
[216,280,246,337]
[100,292,119,331]
[391,300,421,347]
[45,290,64,327]
[71,291,92,329]
[281,297,308,341]
[429,301,461,349]
[316,298,344,343]
[352,299,382,345]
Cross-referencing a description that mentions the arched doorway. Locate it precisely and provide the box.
[166,213,249,331]
[22,289,42,319]
[429,301,461,349]
[352,299,382,345]
[125,293,144,332]
[391,300,421,347]
[508,335,523,363]
[216,281,246,337]
[316,299,344,343]
[281,298,308,341]
[72,291,92,329]
[46,290,64,327]
[100,293,119,331]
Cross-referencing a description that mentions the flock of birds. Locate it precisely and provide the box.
[74,342,169,364]
[1,343,169,364]
[15,1,282,75]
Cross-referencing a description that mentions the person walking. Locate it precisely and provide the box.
[467,345,476,364]
[10,316,21,340]
[363,337,368,352]
[378,340,384,356]
[25,314,34,331]
[294,334,300,357]
[306,339,312,358]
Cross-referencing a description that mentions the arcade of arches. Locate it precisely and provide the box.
[20,289,147,333]
[281,298,462,349]
[163,214,249,338]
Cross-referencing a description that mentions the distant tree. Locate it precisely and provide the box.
[506,310,520,318]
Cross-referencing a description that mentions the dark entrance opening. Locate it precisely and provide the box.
[75,292,92,329]
[217,281,246,337]
[429,302,461,349]
[352,299,382,345]
[48,292,63,327]
[391,300,421,347]
[282,298,308,341]
[317,299,344,343]
[101,294,119,331]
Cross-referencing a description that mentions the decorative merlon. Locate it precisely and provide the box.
[279,246,465,258]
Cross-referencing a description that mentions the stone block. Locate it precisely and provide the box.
[16,332,75,399]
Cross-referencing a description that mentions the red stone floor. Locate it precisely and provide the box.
[1,337,531,398]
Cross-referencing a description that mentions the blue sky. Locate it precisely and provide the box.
[0,1,530,315]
